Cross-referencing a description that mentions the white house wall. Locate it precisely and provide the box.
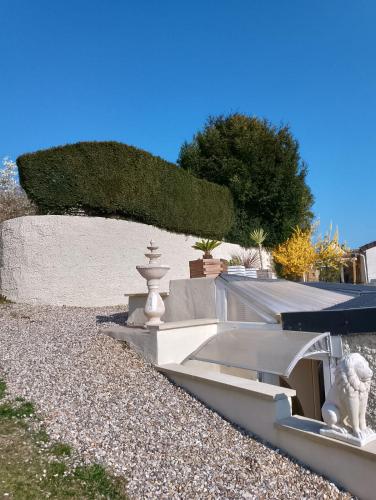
[0,215,267,307]
[365,246,376,282]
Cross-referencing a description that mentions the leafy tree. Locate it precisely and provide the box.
[178,113,313,247]
[0,157,35,223]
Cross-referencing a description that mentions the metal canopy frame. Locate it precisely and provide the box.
[188,328,330,378]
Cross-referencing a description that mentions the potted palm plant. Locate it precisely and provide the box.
[249,227,272,279]
[189,239,224,278]
[192,239,222,258]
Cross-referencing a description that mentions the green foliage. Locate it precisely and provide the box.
[249,228,268,247]
[0,379,6,399]
[74,464,127,499]
[0,294,11,304]
[319,267,342,282]
[0,378,128,499]
[50,442,72,457]
[47,461,67,476]
[178,113,314,247]
[33,428,50,444]
[192,238,221,257]
[17,141,234,240]
[228,255,243,266]
[250,227,268,270]
[0,400,35,419]
[229,250,260,268]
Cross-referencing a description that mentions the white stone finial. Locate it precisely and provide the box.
[136,241,170,328]
[320,353,376,446]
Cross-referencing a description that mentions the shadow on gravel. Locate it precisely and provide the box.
[96,312,129,326]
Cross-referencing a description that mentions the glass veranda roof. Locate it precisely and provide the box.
[219,275,353,315]
[188,327,330,377]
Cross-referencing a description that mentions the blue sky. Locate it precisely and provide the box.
[1,0,375,247]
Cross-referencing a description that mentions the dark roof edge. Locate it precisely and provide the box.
[359,241,376,251]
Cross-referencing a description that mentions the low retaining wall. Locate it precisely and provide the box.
[158,362,376,500]
[0,215,265,306]
[157,361,376,500]
[342,333,376,429]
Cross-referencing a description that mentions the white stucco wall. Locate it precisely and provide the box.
[365,247,376,282]
[342,334,376,430]
[0,215,269,307]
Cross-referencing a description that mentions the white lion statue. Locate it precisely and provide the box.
[321,353,374,444]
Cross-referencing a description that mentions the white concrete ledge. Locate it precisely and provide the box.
[153,319,219,331]
[158,363,295,401]
[125,292,169,298]
[276,415,376,458]
[103,321,218,365]
[276,416,376,499]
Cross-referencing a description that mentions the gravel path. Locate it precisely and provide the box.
[0,304,351,499]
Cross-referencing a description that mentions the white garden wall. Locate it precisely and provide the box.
[365,246,376,282]
[0,215,268,307]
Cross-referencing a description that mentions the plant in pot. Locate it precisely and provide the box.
[250,227,272,278]
[226,254,245,275]
[190,239,223,278]
[192,239,222,259]
[227,250,261,276]
[249,228,268,270]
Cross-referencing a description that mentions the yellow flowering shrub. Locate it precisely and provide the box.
[315,226,346,271]
[273,227,317,280]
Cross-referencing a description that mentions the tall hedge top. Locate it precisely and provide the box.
[17,141,234,239]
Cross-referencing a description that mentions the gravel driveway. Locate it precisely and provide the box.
[0,304,351,499]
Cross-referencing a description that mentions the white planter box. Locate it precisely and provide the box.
[244,268,257,278]
[227,265,245,276]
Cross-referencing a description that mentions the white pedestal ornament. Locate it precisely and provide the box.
[136,241,170,328]
[320,352,376,447]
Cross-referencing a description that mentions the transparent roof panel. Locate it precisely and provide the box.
[188,328,329,377]
[219,275,353,316]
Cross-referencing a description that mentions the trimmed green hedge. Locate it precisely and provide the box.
[17,141,234,239]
